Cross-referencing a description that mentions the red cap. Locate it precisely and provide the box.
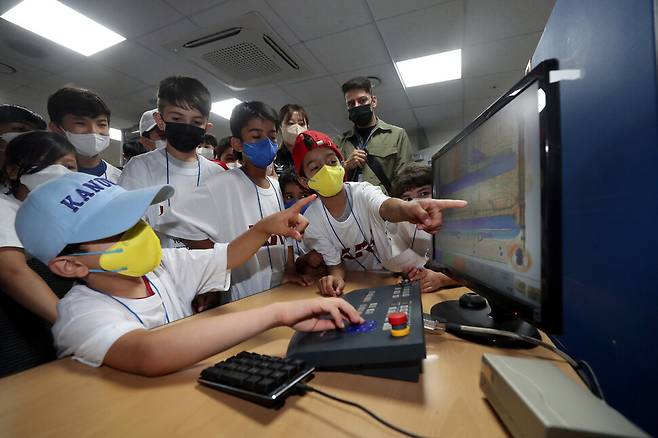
[388,312,408,326]
[292,130,344,175]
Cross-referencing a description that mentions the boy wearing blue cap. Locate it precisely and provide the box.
[16,173,362,376]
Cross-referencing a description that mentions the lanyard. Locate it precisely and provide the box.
[165,149,200,207]
[321,185,382,270]
[411,226,418,251]
[106,277,170,326]
[252,176,286,270]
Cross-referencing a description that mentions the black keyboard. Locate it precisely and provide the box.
[198,351,315,408]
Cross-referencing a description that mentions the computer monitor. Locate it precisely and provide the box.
[429,59,562,346]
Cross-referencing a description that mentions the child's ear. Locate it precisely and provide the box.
[371,95,378,109]
[5,164,19,180]
[48,256,90,279]
[153,112,166,131]
[204,121,214,132]
[230,137,243,152]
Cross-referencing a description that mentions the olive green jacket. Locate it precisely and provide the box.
[335,118,412,194]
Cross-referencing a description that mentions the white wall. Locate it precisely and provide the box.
[413,129,460,164]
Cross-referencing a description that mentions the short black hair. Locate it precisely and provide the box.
[229,101,279,139]
[390,163,433,199]
[157,76,211,118]
[3,131,75,195]
[0,104,47,129]
[122,140,147,160]
[202,133,218,147]
[341,76,373,95]
[278,104,309,126]
[47,87,111,125]
[279,167,302,192]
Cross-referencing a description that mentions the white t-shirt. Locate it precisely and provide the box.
[302,182,393,271]
[391,222,432,258]
[0,192,22,249]
[104,161,122,184]
[157,168,288,301]
[52,244,231,367]
[118,148,225,247]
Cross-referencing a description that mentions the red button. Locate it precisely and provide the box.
[388,312,408,326]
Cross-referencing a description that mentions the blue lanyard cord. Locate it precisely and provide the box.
[344,187,383,266]
[411,226,418,251]
[253,176,287,271]
[165,149,200,207]
[106,278,170,326]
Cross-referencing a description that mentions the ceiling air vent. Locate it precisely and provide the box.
[165,12,311,89]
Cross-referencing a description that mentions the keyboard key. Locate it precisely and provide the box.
[254,377,276,394]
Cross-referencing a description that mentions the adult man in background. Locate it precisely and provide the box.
[335,77,412,194]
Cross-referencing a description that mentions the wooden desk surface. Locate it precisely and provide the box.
[0,273,575,437]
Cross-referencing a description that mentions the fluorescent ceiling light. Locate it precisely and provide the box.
[211,98,242,120]
[109,128,122,141]
[396,49,462,88]
[1,0,125,56]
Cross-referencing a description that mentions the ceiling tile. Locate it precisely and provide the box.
[189,0,299,47]
[0,86,49,118]
[163,0,231,17]
[377,108,419,132]
[405,79,462,107]
[93,41,175,86]
[462,32,542,77]
[377,1,463,61]
[413,101,463,127]
[333,63,403,96]
[273,43,330,85]
[304,24,391,74]
[60,0,184,39]
[374,88,411,111]
[280,76,343,107]
[465,0,555,45]
[367,0,458,20]
[463,97,497,123]
[266,0,372,41]
[463,69,523,101]
[233,86,297,111]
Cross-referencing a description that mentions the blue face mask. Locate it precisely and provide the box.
[284,198,310,214]
[243,137,278,169]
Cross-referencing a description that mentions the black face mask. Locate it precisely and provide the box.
[164,122,205,152]
[348,104,374,127]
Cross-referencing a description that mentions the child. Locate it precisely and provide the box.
[159,101,308,300]
[278,168,325,277]
[47,87,122,183]
[15,173,362,376]
[0,131,76,323]
[118,76,225,248]
[214,136,240,169]
[292,130,467,296]
[0,104,47,170]
[390,163,460,293]
[274,104,309,176]
[137,109,166,151]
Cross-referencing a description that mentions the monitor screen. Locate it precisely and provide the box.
[431,59,561,333]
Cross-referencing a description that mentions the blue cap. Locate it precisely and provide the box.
[16,173,174,264]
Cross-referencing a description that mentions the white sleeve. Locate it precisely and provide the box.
[0,206,21,249]
[155,184,219,241]
[117,158,145,190]
[52,291,144,367]
[358,182,390,219]
[159,244,231,302]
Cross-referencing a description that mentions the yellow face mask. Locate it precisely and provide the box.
[308,164,345,197]
[72,220,162,277]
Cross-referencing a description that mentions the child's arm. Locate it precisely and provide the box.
[226,195,316,269]
[0,248,59,323]
[283,246,313,286]
[318,263,346,297]
[103,297,363,376]
[379,198,468,233]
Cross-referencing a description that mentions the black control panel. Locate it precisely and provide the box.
[287,281,426,381]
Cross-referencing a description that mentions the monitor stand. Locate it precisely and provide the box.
[430,293,540,349]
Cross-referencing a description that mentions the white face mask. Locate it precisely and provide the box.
[196,147,214,160]
[20,164,73,192]
[226,162,240,169]
[155,139,167,149]
[65,131,110,157]
[0,131,26,144]
[282,124,307,147]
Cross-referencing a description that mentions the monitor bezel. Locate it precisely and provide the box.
[429,58,562,334]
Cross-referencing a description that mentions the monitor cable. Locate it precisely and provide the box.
[294,382,427,438]
[423,316,605,400]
